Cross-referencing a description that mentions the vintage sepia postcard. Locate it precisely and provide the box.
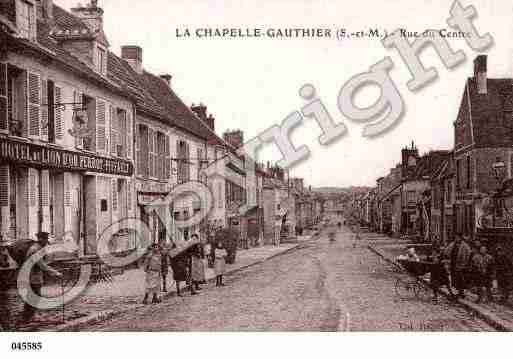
[0,0,511,356]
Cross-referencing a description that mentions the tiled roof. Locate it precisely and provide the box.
[51,4,92,39]
[4,4,236,143]
[411,150,451,180]
[460,77,513,147]
[139,71,211,140]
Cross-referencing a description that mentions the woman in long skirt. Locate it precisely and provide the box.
[143,243,163,304]
[215,241,228,286]
[170,248,193,296]
[191,240,205,291]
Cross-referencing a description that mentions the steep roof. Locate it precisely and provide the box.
[4,4,223,142]
[458,77,513,148]
[410,150,451,181]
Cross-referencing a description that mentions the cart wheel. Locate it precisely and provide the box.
[394,278,416,299]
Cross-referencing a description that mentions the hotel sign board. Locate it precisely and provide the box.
[0,137,133,176]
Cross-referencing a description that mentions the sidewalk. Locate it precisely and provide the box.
[367,238,513,331]
[8,242,302,331]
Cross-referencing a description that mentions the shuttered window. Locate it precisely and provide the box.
[110,105,117,155]
[185,142,190,182]
[136,124,142,176]
[112,179,118,212]
[40,78,48,141]
[177,140,191,184]
[64,173,71,207]
[126,111,132,159]
[127,179,132,212]
[154,131,159,178]
[148,128,154,177]
[0,166,8,207]
[28,170,37,207]
[197,148,203,180]
[27,72,40,138]
[0,63,7,132]
[72,89,82,147]
[54,86,63,139]
[96,99,106,152]
[164,135,170,180]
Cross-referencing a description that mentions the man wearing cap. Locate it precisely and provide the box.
[21,231,63,322]
[443,234,471,299]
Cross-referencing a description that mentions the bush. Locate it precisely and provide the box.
[214,227,239,264]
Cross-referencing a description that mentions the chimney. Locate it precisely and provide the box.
[191,103,207,121]
[205,113,215,131]
[474,55,487,95]
[223,129,244,149]
[160,74,172,87]
[71,0,104,34]
[121,45,143,74]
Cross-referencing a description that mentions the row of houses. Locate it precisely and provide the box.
[0,0,324,260]
[352,54,513,257]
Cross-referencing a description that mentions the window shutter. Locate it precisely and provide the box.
[40,170,49,207]
[27,72,40,138]
[40,78,48,141]
[110,105,117,155]
[28,170,37,207]
[0,63,7,132]
[186,142,190,182]
[72,90,82,147]
[164,135,170,180]
[136,125,142,176]
[127,179,132,212]
[126,111,133,159]
[55,86,63,139]
[40,170,50,232]
[148,128,154,177]
[0,166,8,207]
[153,131,158,178]
[112,179,118,212]
[96,99,106,152]
[64,173,71,207]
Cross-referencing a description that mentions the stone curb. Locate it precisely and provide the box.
[367,244,513,332]
[52,243,303,332]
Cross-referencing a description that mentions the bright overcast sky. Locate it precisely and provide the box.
[54,0,513,188]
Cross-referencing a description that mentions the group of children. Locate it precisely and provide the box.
[430,240,512,304]
[142,234,228,304]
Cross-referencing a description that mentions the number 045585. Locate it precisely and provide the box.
[11,342,43,351]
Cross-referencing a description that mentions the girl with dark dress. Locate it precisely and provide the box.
[170,247,196,296]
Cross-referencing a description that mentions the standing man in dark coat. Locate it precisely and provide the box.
[21,232,63,322]
[444,234,471,299]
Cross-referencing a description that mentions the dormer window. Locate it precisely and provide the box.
[16,0,36,41]
[96,45,107,75]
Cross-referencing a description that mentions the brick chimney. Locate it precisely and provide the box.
[205,113,215,131]
[474,55,487,95]
[223,129,244,149]
[71,0,104,34]
[121,45,143,74]
[160,74,172,87]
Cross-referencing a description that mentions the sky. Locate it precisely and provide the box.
[54,0,513,188]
